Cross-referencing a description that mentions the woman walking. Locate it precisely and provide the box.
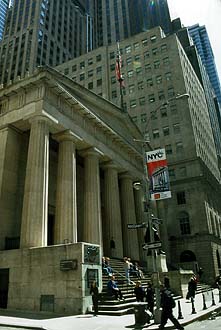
[90,281,99,316]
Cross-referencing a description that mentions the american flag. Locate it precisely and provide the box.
[115,42,125,87]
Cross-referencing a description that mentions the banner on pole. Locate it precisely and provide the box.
[146,148,171,201]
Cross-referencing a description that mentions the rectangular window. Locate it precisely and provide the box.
[165,72,172,80]
[173,123,181,134]
[142,39,148,47]
[163,57,169,66]
[169,168,175,178]
[144,51,150,59]
[80,73,85,81]
[125,45,132,53]
[145,64,151,72]
[110,51,115,59]
[88,58,93,65]
[96,54,102,62]
[176,141,183,153]
[177,191,186,205]
[88,82,93,89]
[111,76,116,84]
[64,68,69,75]
[134,42,140,51]
[72,64,77,72]
[153,129,160,139]
[97,79,102,87]
[130,100,137,108]
[147,78,153,86]
[154,60,160,69]
[161,44,167,52]
[160,107,167,117]
[150,35,157,43]
[128,70,134,78]
[80,61,85,69]
[138,81,144,90]
[168,87,175,97]
[126,57,132,65]
[88,70,93,78]
[163,126,170,136]
[148,94,155,103]
[156,75,162,84]
[165,144,172,155]
[170,104,177,114]
[139,97,145,106]
[158,91,165,100]
[132,116,137,123]
[110,63,115,71]
[96,66,102,74]
[152,48,158,55]
[129,84,135,94]
[134,54,141,61]
[136,67,142,74]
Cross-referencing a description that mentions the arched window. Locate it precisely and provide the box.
[179,211,191,235]
[180,250,196,263]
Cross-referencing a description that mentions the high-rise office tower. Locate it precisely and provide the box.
[0,0,93,84]
[0,0,9,40]
[95,0,172,47]
[188,24,221,106]
[57,27,221,281]
[145,0,172,35]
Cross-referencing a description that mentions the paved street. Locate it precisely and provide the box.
[186,315,221,329]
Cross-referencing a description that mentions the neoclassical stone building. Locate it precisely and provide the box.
[0,67,145,314]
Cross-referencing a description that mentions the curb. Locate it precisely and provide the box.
[0,323,47,330]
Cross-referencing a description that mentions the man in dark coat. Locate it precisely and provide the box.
[159,284,184,330]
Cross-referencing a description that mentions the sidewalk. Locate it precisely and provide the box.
[0,289,220,330]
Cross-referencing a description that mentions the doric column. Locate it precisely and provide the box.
[134,186,146,261]
[120,173,139,260]
[82,148,102,246]
[103,162,123,258]
[53,130,78,244]
[20,115,49,248]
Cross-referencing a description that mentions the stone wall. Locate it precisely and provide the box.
[0,243,101,315]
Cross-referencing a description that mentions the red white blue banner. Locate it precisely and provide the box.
[146,148,171,201]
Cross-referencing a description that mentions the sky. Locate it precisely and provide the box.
[167,0,221,81]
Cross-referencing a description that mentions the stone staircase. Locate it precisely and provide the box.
[95,258,212,316]
[98,258,151,316]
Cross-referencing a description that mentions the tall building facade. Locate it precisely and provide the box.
[145,0,172,35]
[56,27,221,282]
[188,24,221,106]
[0,0,9,40]
[0,0,92,84]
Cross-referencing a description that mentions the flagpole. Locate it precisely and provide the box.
[115,42,126,112]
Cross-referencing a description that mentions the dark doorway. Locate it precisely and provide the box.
[48,214,55,246]
[0,268,9,308]
[180,250,196,263]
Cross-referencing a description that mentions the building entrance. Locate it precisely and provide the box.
[0,268,9,308]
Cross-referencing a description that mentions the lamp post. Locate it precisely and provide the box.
[134,92,189,323]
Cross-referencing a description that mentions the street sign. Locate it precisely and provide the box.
[127,223,148,229]
[142,242,162,250]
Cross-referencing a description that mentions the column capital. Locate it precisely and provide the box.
[28,113,57,127]
[80,147,104,159]
[101,160,120,171]
[119,171,134,181]
[53,130,82,144]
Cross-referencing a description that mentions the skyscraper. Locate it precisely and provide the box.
[0,0,92,84]
[145,0,172,35]
[188,24,221,106]
[0,0,9,40]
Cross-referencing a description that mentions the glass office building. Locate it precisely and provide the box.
[0,0,9,40]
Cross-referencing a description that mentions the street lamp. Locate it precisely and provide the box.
[134,92,189,322]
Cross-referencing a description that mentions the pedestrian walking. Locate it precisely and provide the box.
[159,284,184,330]
[90,281,99,316]
[186,276,197,301]
[146,281,154,315]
